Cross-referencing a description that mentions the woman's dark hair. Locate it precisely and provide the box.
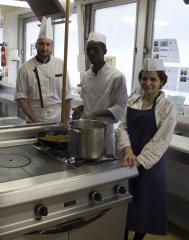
[138,70,168,88]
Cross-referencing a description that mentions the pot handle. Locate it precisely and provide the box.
[71,128,81,133]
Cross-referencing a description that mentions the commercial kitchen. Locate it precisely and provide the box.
[0,0,189,240]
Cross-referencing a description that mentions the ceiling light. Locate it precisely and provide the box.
[0,0,30,8]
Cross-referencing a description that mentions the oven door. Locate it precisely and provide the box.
[13,232,68,240]
[13,205,127,240]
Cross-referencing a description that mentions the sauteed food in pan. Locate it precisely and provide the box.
[37,130,68,149]
[39,134,68,142]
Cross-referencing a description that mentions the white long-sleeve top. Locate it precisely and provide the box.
[15,56,72,122]
[117,92,177,169]
[80,63,127,121]
[80,63,127,155]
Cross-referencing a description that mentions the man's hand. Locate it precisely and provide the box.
[85,112,98,120]
[85,110,113,120]
[72,105,84,120]
[17,98,41,123]
[122,146,140,167]
[31,115,41,123]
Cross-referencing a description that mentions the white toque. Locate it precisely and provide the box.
[143,58,165,71]
[88,31,106,45]
[38,16,53,40]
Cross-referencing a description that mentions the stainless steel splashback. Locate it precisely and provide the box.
[0,123,64,144]
[26,0,66,21]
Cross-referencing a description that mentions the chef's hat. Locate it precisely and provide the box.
[142,58,165,71]
[38,16,53,40]
[88,32,106,45]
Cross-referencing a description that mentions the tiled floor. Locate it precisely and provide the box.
[129,223,189,240]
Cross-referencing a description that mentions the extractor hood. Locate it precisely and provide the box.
[25,0,66,21]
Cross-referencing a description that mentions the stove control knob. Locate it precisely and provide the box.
[114,185,126,195]
[90,191,102,202]
[35,204,48,217]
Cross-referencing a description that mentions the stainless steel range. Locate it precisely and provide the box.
[0,124,138,240]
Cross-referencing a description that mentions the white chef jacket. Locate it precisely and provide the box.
[16,56,72,123]
[80,63,127,155]
[117,92,177,169]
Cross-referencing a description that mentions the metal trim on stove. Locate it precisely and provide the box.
[0,193,132,239]
[28,209,110,235]
[0,162,137,209]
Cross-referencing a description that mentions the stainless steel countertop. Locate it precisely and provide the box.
[170,134,189,154]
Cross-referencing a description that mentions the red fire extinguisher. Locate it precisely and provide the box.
[1,42,7,67]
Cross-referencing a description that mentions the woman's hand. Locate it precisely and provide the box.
[122,147,140,167]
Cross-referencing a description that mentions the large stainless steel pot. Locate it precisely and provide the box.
[69,119,106,159]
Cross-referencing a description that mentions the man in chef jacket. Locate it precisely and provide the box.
[79,31,128,155]
[16,17,72,124]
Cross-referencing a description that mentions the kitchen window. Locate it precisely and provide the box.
[93,1,137,95]
[24,14,79,89]
[153,0,189,105]
[25,20,40,61]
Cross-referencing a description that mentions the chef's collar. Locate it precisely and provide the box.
[35,55,51,64]
[92,62,106,75]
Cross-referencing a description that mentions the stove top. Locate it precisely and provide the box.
[33,142,116,166]
[0,143,117,183]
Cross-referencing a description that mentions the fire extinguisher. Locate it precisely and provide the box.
[1,42,7,67]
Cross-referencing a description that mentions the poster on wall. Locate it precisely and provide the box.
[178,67,189,93]
[164,67,179,91]
[152,39,180,63]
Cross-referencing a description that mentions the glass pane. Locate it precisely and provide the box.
[95,3,137,94]
[153,0,189,105]
[25,20,40,61]
[54,14,79,89]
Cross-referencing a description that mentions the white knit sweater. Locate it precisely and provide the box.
[117,92,177,169]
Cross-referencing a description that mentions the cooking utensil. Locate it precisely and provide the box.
[69,119,106,159]
[37,130,68,150]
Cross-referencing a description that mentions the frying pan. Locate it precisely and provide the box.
[37,130,68,150]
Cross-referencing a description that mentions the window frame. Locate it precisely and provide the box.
[18,6,78,65]
[18,1,153,95]
[145,0,189,106]
[18,12,37,66]
[90,0,150,94]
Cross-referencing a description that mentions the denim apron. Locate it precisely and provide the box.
[126,96,167,235]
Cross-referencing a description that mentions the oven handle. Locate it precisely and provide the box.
[28,209,110,235]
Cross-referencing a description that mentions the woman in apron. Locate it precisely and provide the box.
[117,58,176,240]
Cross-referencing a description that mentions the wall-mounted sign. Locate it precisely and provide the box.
[153,39,180,63]
[178,67,189,93]
[164,67,179,91]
